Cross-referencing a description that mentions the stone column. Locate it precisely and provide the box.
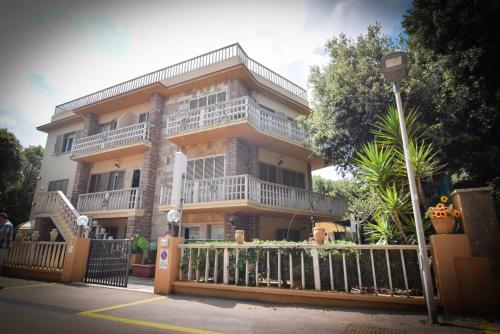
[126,93,164,239]
[71,113,98,206]
[451,187,500,302]
[229,79,248,99]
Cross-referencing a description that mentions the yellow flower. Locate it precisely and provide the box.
[454,211,460,218]
[440,195,448,203]
[436,203,445,209]
[428,207,434,213]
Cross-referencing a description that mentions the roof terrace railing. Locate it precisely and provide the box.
[54,43,308,116]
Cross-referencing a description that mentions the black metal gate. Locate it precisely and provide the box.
[85,239,131,287]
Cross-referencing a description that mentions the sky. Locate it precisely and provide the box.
[0,0,411,180]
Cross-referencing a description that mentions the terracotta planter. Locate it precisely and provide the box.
[313,227,326,245]
[129,253,144,269]
[235,230,245,244]
[131,264,156,278]
[431,216,456,234]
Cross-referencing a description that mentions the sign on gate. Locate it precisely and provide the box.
[159,248,168,269]
[84,239,131,287]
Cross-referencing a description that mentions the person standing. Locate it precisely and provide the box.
[0,212,14,275]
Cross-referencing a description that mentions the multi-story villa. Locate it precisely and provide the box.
[31,44,347,242]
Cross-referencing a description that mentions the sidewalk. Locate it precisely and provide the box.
[0,276,496,334]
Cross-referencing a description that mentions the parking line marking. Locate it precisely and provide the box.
[79,296,166,314]
[81,312,222,334]
[481,321,500,334]
[78,296,223,334]
[2,283,56,290]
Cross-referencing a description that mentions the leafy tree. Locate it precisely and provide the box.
[312,176,379,225]
[5,146,44,224]
[305,23,396,172]
[0,129,44,225]
[403,0,500,213]
[0,128,24,198]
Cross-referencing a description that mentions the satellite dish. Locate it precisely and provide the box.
[77,215,89,226]
[167,210,181,223]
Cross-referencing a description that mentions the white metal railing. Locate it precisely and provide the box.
[54,43,307,116]
[77,188,142,212]
[71,122,149,157]
[159,175,346,217]
[5,241,67,271]
[164,96,308,146]
[32,191,81,240]
[177,243,434,297]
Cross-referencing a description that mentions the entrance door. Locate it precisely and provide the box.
[84,239,131,287]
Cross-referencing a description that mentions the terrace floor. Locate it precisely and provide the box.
[0,276,495,334]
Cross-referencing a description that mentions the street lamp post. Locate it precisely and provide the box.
[380,52,438,324]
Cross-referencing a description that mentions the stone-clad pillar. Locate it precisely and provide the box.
[451,187,500,302]
[126,93,164,239]
[71,113,98,206]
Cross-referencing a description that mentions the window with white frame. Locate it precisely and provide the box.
[189,91,227,110]
[61,132,75,153]
[186,155,225,181]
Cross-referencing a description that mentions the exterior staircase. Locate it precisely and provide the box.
[32,191,81,241]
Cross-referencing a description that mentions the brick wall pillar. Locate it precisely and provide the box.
[224,215,259,241]
[71,113,99,206]
[225,138,258,176]
[126,93,164,239]
[229,79,249,99]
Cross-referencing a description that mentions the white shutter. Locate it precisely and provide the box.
[53,134,63,154]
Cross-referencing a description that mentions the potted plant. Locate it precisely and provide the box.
[131,237,157,277]
[130,234,146,269]
[427,195,461,234]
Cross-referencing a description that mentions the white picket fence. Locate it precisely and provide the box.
[5,241,67,271]
[178,243,433,297]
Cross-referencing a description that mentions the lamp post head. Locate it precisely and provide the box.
[167,209,181,223]
[380,52,408,82]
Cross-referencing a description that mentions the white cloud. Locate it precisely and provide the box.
[0,0,409,153]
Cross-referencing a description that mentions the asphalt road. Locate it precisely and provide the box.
[0,276,493,334]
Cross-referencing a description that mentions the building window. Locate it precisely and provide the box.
[283,169,305,189]
[259,163,277,183]
[139,112,149,123]
[259,162,305,189]
[48,179,69,194]
[88,171,124,193]
[209,225,225,240]
[131,169,141,188]
[98,120,117,133]
[184,226,200,240]
[186,155,225,181]
[189,91,227,110]
[61,132,75,153]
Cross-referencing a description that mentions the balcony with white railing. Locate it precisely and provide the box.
[77,188,142,217]
[164,96,310,156]
[70,122,150,162]
[159,175,346,219]
[53,43,307,118]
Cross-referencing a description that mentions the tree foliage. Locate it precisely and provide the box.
[305,23,395,171]
[0,128,44,225]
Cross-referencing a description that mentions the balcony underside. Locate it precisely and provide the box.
[77,209,143,219]
[71,141,151,163]
[166,121,324,168]
[158,200,342,220]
